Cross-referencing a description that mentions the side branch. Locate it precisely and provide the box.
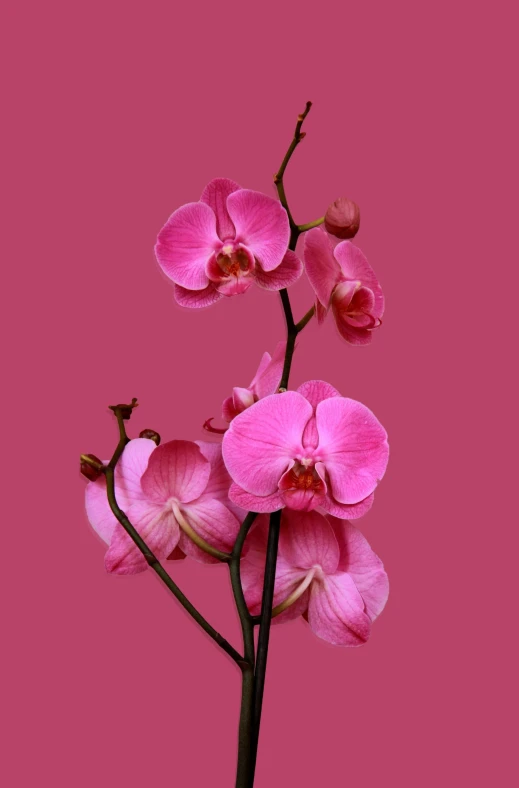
[103,402,244,667]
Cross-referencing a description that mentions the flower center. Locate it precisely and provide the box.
[287,462,323,491]
[216,248,251,278]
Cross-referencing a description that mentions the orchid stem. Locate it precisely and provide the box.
[248,103,316,785]
[103,403,244,667]
[230,512,258,787]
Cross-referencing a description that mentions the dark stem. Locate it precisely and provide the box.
[230,512,258,787]
[248,102,316,786]
[103,403,244,667]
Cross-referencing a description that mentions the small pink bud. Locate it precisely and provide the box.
[139,429,161,445]
[80,454,104,482]
[324,197,360,239]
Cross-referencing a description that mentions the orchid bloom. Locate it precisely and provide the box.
[222,380,388,518]
[241,510,389,646]
[155,178,303,307]
[303,227,384,345]
[85,438,241,573]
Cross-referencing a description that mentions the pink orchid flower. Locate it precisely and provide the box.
[85,438,241,573]
[303,227,384,345]
[222,380,388,518]
[205,341,287,433]
[155,178,302,307]
[241,509,389,646]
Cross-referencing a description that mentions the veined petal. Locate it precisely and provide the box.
[330,519,389,620]
[303,228,341,307]
[316,398,388,504]
[155,202,220,290]
[229,483,285,513]
[315,300,329,325]
[226,189,289,272]
[308,573,372,646]
[253,250,303,290]
[334,241,384,317]
[320,491,375,520]
[279,510,339,574]
[222,392,312,495]
[141,440,211,504]
[174,282,223,308]
[178,499,240,563]
[85,439,155,544]
[105,504,179,575]
[200,178,240,240]
[334,318,374,345]
[253,341,286,400]
[297,381,341,450]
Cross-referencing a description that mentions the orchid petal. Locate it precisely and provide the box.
[200,178,240,240]
[226,189,289,272]
[85,439,155,544]
[141,440,211,504]
[228,483,285,513]
[253,341,286,400]
[329,519,389,620]
[308,573,371,646]
[178,499,240,564]
[253,250,303,290]
[303,228,341,307]
[279,510,339,574]
[155,202,220,290]
[320,491,375,520]
[334,241,384,317]
[174,282,223,308]
[105,504,179,575]
[316,398,388,504]
[222,392,312,496]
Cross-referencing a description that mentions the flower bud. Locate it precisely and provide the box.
[80,454,104,482]
[139,429,161,445]
[324,197,360,239]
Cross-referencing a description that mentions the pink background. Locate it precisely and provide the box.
[3,1,517,786]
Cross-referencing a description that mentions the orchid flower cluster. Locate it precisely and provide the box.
[81,103,389,787]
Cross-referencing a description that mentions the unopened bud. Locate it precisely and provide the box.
[139,429,161,445]
[324,197,360,239]
[80,454,104,482]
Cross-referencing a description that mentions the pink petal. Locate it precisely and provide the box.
[315,299,328,325]
[252,341,286,400]
[222,392,312,495]
[215,272,254,297]
[105,504,179,575]
[308,573,372,646]
[303,228,341,307]
[178,498,240,564]
[297,381,341,450]
[85,439,155,544]
[253,250,303,290]
[155,202,220,290]
[320,491,375,520]
[344,285,376,326]
[226,189,289,272]
[241,517,308,620]
[331,279,359,312]
[334,241,384,317]
[222,395,239,423]
[249,351,273,390]
[297,380,341,410]
[200,178,240,240]
[334,318,374,346]
[232,387,255,411]
[330,519,389,620]
[316,398,389,504]
[141,440,211,504]
[279,510,339,574]
[195,441,232,503]
[229,483,285,513]
[174,282,223,308]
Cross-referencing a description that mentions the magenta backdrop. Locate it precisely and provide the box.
[3,1,517,786]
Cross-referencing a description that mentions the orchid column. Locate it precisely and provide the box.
[81,102,389,788]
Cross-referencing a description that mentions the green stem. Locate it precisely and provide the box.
[298,216,325,232]
[104,403,244,667]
